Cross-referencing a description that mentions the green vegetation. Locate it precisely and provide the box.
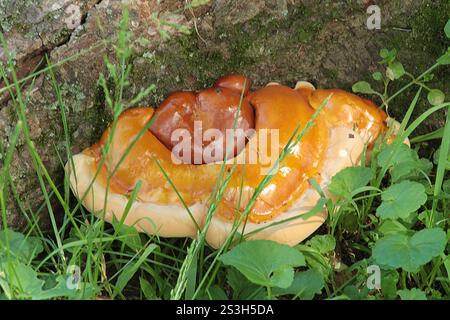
[0,7,449,300]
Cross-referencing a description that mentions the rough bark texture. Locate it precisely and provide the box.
[0,0,449,229]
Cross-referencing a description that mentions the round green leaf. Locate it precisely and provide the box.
[398,288,427,300]
[380,48,389,58]
[422,73,434,82]
[380,48,397,64]
[377,220,408,236]
[376,180,427,220]
[305,234,336,254]
[372,228,447,272]
[427,89,445,106]
[219,240,306,288]
[386,62,405,80]
[433,147,450,170]
[352,81,374,94]
[372,71,383,81]
[381,270,399,300]
[328,166,374,198]
[377,144,425,182]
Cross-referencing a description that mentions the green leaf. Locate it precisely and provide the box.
[219,240,306,288]
[444,180,450,194]
[379,48,389,59]
[372,228,447,272]
[372,71,383,81]
[0,261,92,299]
[36,276,94,300]
[328,166,374,198]
[433,147,450,170]
[0,260,45,299]
[342,285,372,300]
[437,53,450,65]
[352,81,375,94]
[380,270,399,300]
[226,267,266,300]
[443,255,450,281]
[418,210,444,227]
[422,73,434,82]
[379,48,397,64]
[0,229,43,263]
[272,269,324,299]
[386,62,405,80]
[305,235,336,254]
[113,244,158,297]
[376,181,427,220]
[378,144,413,168]
[445,19,450,38]
[377,144,429,182]
[377,220,409,236]
[427,89,445,106]
[296,245,333,280]
[397,288,427,300]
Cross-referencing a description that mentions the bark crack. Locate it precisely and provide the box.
[0,0,105,107]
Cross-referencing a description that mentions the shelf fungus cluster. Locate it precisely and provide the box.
[66,75,403,248]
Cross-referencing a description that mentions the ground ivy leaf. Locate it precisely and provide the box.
[328,166,373,198]
[377,220,409,236]
[352,81,374,94]
[379,48,389,59]
[272,269,324,299]
[376,181,426,220]
[387,61,405,80]
[372,228,447,272]
[377,144,425,182]
[270,267,295,289]
[397,288,427,300]
[305,235,336,254]
[433,147,450,170]
[372,71,383,81]
[219,240,305,288]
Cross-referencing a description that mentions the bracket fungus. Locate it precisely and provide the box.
[66,75,405,248]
